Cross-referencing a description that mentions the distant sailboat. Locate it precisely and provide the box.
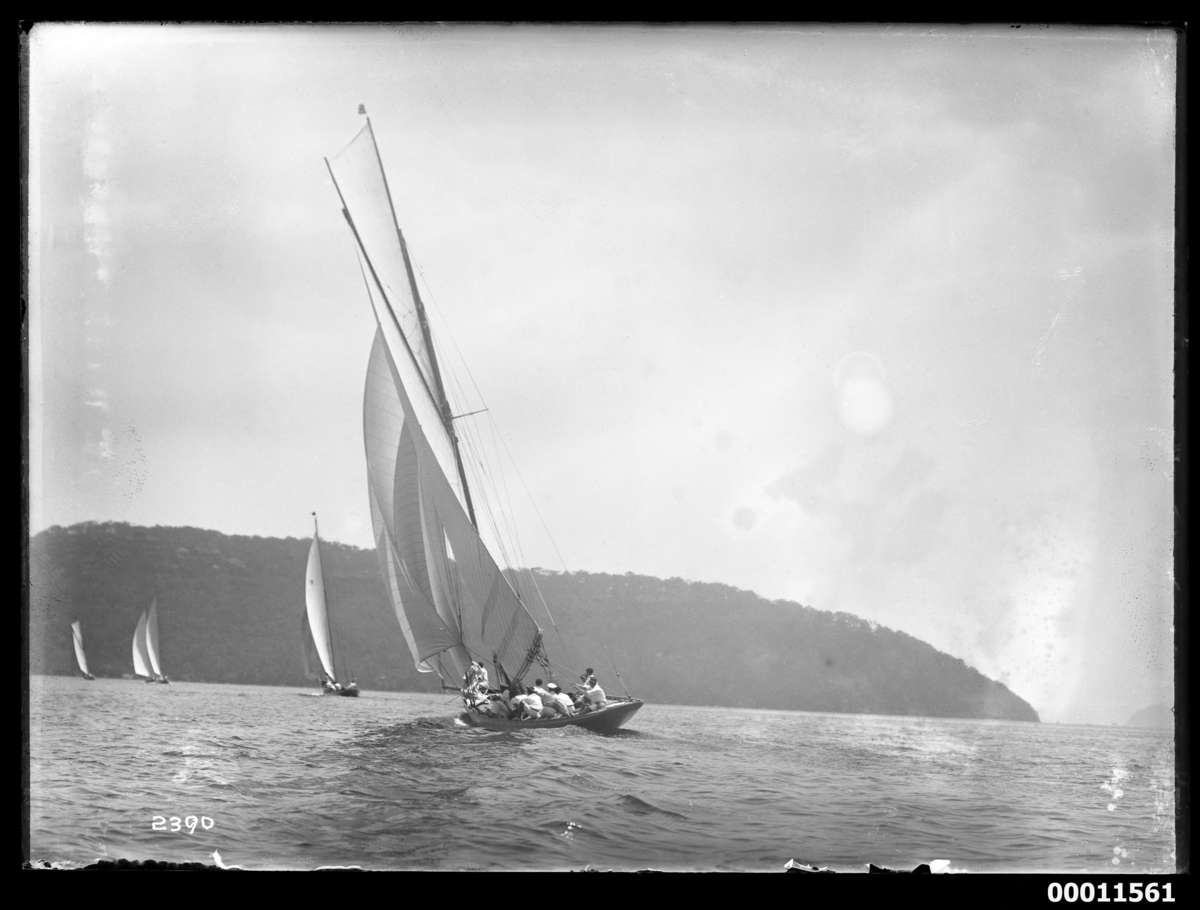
[304,513,359,697]
[131,600,169,684]
[71,620,95,680]
[325,111,642,733]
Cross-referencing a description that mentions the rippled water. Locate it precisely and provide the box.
[27,675,1176,871]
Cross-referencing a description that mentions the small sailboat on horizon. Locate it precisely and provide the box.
[71,620,95,680]
[131,600,170,684]
[304,513,360,697]
[324,109,642,733]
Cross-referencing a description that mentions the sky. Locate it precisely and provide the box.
[27,23,1177,725]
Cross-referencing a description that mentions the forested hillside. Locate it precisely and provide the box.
[28,522,1038,721]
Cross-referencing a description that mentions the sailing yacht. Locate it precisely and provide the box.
[325,110,642,733]
[131,600,169,684]
[304,512,360,697]
[71,620,95,680]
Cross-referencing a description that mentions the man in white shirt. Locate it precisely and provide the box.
[521,686,545,720]
[581,683,607,712]
[544,682,575,716]
[507,687,529,719]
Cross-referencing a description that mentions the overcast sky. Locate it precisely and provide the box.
[28,24,1176,725]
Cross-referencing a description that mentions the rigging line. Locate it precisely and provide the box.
[462,411,537,617]
[475,464,526,607]
[603,650,631,698]
[477,407,532,578]
[415,312,490,535]
[519,563,577,674]
[485,421,628,694]
[439,372,509,569]
[409,258,495,429]
[460,390,576,667]
[430,395,544,674]
[455,452,556,674]
[446,404,513,578]
[408,256,575,665]
[410,261,532,586]
[482,417,544,607]
[460,421,528,599]
[427,346,535,612]
[477,439,556,626]
[489,412,571,572]
[408,257,570,674]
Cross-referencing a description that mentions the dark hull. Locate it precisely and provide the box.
[459,698,643,733]
[321,688,360,697]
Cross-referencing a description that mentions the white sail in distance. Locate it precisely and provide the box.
[305,522,338,682]
[71,621,90,676]
[131,610,152,678]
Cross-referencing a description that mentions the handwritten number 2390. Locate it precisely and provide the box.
[152,815,214,834]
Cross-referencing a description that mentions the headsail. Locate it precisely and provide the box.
[363,326,546,687]
[131,610,152,678]
[305,517,338,683]
[71,620,91,676]
[145,599,163,678]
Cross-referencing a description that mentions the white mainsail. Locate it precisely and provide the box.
[145,599,163,678]
[305,520,338,683]
[330,119,549,689]
[131,610,152,678]
[71,620,91,676]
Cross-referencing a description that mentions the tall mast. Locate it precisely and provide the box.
[363,113,481,531]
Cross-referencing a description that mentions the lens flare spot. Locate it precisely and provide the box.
[834,353,894,436]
